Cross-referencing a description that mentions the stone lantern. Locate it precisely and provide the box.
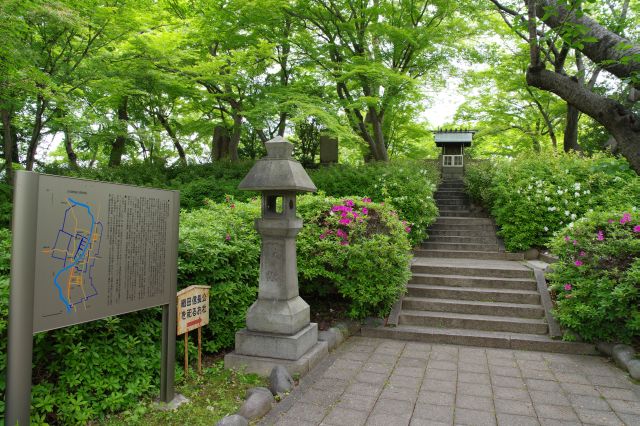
[224,136,328,376]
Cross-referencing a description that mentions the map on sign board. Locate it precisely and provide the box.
[32,174,179,333]
[177,285,210,335]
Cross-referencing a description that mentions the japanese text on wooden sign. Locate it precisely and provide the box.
[177,285,210,335]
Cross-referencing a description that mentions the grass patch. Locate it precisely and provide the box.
[96,360,265,426]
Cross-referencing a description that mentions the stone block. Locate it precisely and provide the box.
[270,365,294,395]
[215,414,248,426]
[320,136,338,164]
[626,358,640,380]
[238,388,274,420]
[245,296,310,335]
[235,323,317,360]
[612,344,635,369]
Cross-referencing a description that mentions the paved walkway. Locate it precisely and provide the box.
[261,336,640,426]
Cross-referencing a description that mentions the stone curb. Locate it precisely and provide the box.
[597,342,640,381]
[218,320,362,426]
[256,320,362,426]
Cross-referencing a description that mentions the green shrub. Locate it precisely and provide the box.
[297,195,412,318]
[310,160,439,245]
[465,153,640,251]
[548,208,640,342]
[178,200,261,352]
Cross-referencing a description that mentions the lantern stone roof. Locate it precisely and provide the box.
[238,136,317,192]
[433,128,476,147]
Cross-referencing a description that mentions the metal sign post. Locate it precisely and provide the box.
[5,171,180,424]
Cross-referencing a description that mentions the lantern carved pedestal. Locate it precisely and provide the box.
[224,137,328,376]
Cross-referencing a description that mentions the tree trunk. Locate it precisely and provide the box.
[26,94,46,171]
[229,113,242,162]
[367,107,389,161]
[212,125,230,160]
[527,67,640,172]
[63,125,79,170]
[1,108,13,183]
[156,112,186,164]
[109,96,128,167]
[563,103,582,153]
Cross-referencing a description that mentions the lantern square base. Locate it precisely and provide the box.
[224,340,328,377]
[234,323,318,360]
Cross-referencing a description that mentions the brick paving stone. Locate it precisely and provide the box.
[372,398,414,415]
[355,371,389,385]
[537,418,582,426]
[534,404,580,421]
[589,375,633,389]
[285,402,328,422]
[379,386,419,403]
[352,344,377,353]
[574,408,623,425]
[530,390,571,406]
[418,390,456,405]
[323,367,358,380]
[375,345,405,356]
[397,357,428,369]
[493,386,532,402]
[421,378,457,394]
[345,382,384,397]
[486,349,516,359]
[560,382,601,397]
[366,412,411,426]
[608,399,640,415]
[616,412,640,425]
[404,342,432,353]
[409,419,450,426]
[412,403,454,423]
[489,357,518,367]
[272,415,317,426]
[496,413,541,426]
[428,360,457,371]
[431,352,459,362]
[515,351,544,361]
[458,371,491,385]
[389,374,422,390]
[456,394,494,411]
[491,375,526,389]
[362,362,394,375]
[312,378,349,392]
[526,379,563,392]
[457,382,493,397]
[334,393,378,412]
[553,373,591,385]
[301,388,343,406]
[494,398,536,416]
[368,353,398,365]
[568,394,611,411]
[460,362,490,374]
[521,369,556,381]
[342,351,372,362]
[597,387,640,401]
[518,360,550,371]
[333,359,364,369]
[395,366,426,377]
[425,368,457,381]
[322,407,369,426]
[490,365,522,377]
[454,408,497,426]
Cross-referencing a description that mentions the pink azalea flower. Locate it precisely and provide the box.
[225,234,231,241]
[362,207,368,215]
[344,199,354,207]
[597,230,604,241]
[340,240,349,246]
[572,240,578,245]
[574,260,583,266]
[633,225,640,233]
[362,197,372,203]
[564,284,572,291]
[336,229,347,238]
[319,233,326,240]
[405,227,411,233]
[608,219,614,223]
[564,236,571,242]
[579,251,586,257]
[339,218,351,225]
[620,213,632,224]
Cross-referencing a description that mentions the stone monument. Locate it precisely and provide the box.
[224,136,328,376]
[319,135,338,164]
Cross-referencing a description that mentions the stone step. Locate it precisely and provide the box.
[438,184,465,189]
[398,310,549,335]
[406,284,540,304]
[409,273,537,291]
[428,228,497,237]
[436,199,469,206]
[402,297,544,319]
[411,261,533,279]
[438,210,487,218]
[435,191,467,197]
[426,235,498,244]
[414,249,524,261]
[361,325,598,355]
[421,242,500,252]
[435,217,494,226]
[429,223,496,235]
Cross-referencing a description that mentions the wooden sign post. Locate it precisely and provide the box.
[177,285,210,375]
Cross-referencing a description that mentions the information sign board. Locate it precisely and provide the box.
[177,285,210,335]
[32,174,179,332]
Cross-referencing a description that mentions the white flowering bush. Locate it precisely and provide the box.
[465,153,640,251]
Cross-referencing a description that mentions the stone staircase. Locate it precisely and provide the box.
[362,178,595,354]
